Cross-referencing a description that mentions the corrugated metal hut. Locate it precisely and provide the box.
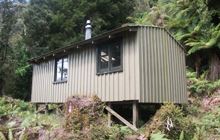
[30,25,187,104]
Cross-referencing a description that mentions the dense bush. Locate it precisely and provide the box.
[198,107,220,135]
[0,96,138,139]
[64,96,105,132]
[150,131,169,140]
[144,103,196,140]
[0,97,65,139]
[64,96,136,140]
[0,96,34,116]
[187,70,220,96]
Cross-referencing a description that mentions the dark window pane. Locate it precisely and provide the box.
[97,39,122,74]
[56,59,62,81]
[111,44,121,68]
[55,57,68,81]
[99,47,109,70]
[63,58,68,80]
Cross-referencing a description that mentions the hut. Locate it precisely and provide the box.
[29,22,187,128]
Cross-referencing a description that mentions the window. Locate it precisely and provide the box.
[54,57,68,82]
[97,40,122,74]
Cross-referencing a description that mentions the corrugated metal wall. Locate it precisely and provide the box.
[138,27,187,103]
[31,32,141,103]
[31,26,187,103]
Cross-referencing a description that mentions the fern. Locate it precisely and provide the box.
[150,131,169,140]
[179,131,184,140]
[187,69,220,95]
[8,129,13,140]
[131,0,220,55]
[0,131,6,140]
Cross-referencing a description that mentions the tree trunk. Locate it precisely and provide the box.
[207,53,220,81]
[195,54,202,78]
[0,79,4,96]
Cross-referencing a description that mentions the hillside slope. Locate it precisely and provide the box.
[0,71,220,140]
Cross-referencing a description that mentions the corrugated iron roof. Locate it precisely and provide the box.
[29,25,184,63]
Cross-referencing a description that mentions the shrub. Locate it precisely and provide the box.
[88,125,112,140]
[109,125,133,140]
[150,131,169,140]
[187,70,220,96]
[0,96,34,116]
[197,107,220,135]
[145,103,196,140]
[64,95,105,133]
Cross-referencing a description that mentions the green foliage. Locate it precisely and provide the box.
[182,103,200,117]
[63,96,135,139]
[0,96,34,116]
[0,0,17,96]
[19,129,28,140]
[187,69,220,95]
[0,0,16,58]
[64,96,105,133]
[197,107,220,134]
[179,131,184,140]
[131,0,220,56]
[82,124,133,140]
[0,96,64,139]
[150,131,169,140]
[8,128,13,140]
[192,126,206,140]
[89,125,112,140]
[109,125,133,140]
[24,0,135,57]
[0,131,6,140]
[0,1,32,100]
[145,103,195,139]
[0,0,135,99]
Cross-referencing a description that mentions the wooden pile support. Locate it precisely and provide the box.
[105,101,138,131]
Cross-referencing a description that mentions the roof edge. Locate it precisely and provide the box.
[163,28,186,52]
[29,25,185,63]
[29,25,138,63]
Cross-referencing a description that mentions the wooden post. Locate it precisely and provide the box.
[132,101,138,127]
[107,103,112,127]
[35,103,38,112]
[45,103,48,114]
[105,106,138,131]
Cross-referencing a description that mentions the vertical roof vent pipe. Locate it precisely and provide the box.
[85,20,92,40]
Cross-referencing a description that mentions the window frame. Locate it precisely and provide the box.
[54,56,68,83]
[97,39,123,75]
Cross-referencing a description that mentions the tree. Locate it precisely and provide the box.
[131,0,220,81]
[0,0,31,99]
[24,0,135,57]
[0,0,135,100]
[0,0,16,95]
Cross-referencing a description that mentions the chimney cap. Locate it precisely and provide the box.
[85,20,92,29]
[85,19,92,40]
[86,20,91,24]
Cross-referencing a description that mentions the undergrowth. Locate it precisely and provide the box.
[0,69,220,139]
[147,69,220,140]
[0,96,134,140]
[144,103,195,140]
[187,70,220,96]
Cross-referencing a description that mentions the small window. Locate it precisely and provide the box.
[97,40,122,74]
[54,57,68,82]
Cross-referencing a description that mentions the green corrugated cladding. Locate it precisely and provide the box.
[31,26,187,103]
[137,27,187,103]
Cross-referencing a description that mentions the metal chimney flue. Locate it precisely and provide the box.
[85,20,92,40]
